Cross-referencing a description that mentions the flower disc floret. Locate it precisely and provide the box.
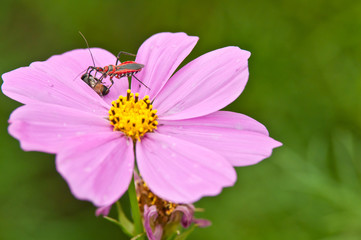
[137,177,178,225]
[109,89,158,141]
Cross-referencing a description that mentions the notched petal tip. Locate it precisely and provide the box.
[226,46,251,59]
[274,138,283,147]
[1,67,29,100]
[144,32,199,43]
[95,204,112,216]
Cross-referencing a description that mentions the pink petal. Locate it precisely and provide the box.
[96,205,112,216]
[8,103,111,153]
[30,48,115,85]
[157,111,282,167]
[56,134,134,207]
[131,32,198,99]
[136,133,236,204]
[193,218,212,228]
[1,48,116,110]
[173,205,194,228]
[102,79,129,105]
[30,47,128,105]
[154,47,251,120]
[144,205,162,240]
[160,111,269,135]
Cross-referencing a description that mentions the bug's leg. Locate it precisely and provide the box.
[86,66,94,74]
[132,75,150,90]
[108,77,115,90]
[88,67,100,78]
[116,51,137,65]
[97,73,104,83]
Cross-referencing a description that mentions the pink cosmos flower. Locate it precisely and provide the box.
[2,32,281,208]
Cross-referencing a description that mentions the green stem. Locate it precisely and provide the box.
[128,175,144,239]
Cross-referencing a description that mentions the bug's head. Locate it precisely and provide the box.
[81,73,90,83]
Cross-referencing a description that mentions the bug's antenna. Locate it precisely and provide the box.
[79,31,96,67]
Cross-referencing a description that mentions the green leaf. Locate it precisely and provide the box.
[130,233,146,240]
[116,201,135,236]
[173,225,197,240]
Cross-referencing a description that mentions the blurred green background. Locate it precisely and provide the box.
[1,0,361,239]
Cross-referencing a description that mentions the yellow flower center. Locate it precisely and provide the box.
[108,89,158,141]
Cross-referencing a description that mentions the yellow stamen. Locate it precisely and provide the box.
[108,89,158,141]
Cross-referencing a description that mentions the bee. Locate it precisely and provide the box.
[81,73,109,96]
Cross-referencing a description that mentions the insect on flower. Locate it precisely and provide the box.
[79,32,149,95]
[3,32,282,208]
[80,73,109,96]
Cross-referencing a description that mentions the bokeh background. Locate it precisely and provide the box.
[1,0,361,239]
